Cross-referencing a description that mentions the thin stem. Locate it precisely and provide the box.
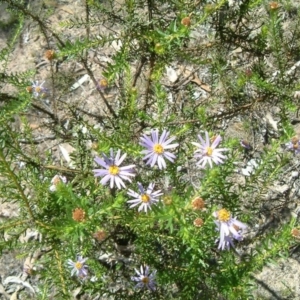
[0,148,35,221]
[55,250,67,295]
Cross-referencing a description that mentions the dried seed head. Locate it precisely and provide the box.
[291,228,300,238]
[23,265,36,276]
[52,175,62,186]
[191,197,205,210]
[45,50,56,60]
[291,136,299,145]
[269,1,279,10]
[72,208,86,222]
[91,142,98,150]
[210,135,217,143]
[240,140,253,150]
[93,230,107,241]
[181,17,191,27]
[193,218,204,227]
[26,86,33,93]
[245,69,252,77]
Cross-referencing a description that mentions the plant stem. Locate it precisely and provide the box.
[0,148,35,221]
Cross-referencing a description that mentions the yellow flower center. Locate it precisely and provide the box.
[35,87,41,93]
[142,276,149,284]
[153,144,164,154]
[109,165,119,175]
[99,79,108,88]
[141,194,150,203]
[218,209,231,222]
[75,262,83,270]
[206,147,213,156]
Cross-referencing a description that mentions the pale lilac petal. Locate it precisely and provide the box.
[163,142,179,149]
[116,152,127,166]
[110,177,115,189]
[211,135,222,148]
[100,174,111,185]
[159,130,168,143]
[93,169,109,176]
[151,129,159,144]
[94,157,107,168]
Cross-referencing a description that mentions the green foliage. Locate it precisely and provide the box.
[0,0,300,299]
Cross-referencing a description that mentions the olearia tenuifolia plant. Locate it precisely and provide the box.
[1,0,300,299]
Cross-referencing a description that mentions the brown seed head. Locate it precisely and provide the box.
[245,69,252,77]
[291,228,300,238]
[72,208,86,222]
[210,135,217,143]
[291,136,299,145]
[269,2,279,10]
[193,218,204,227]
[191,197,205,210]
[52,175,62,186]
[45,50,56,60]
[26,86,33,93]
[91,142,98,150]
[181,17,191,27]
[93,230,107,241]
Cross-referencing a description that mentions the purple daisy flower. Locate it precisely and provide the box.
[127,182,163,213]
[213,209,247,250]
[67,255,88,279]
[140,129,179,169]
[31,81,48,98]
[97,78,108,91]
[192,132,228,168]
[240,139,253,150]
[286,136,300,154]
[93,149,135,189]
[131,265,156,291]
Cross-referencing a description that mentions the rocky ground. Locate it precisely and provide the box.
[1,0,300,299]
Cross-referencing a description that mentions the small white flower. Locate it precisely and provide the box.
[49,175,67,192]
